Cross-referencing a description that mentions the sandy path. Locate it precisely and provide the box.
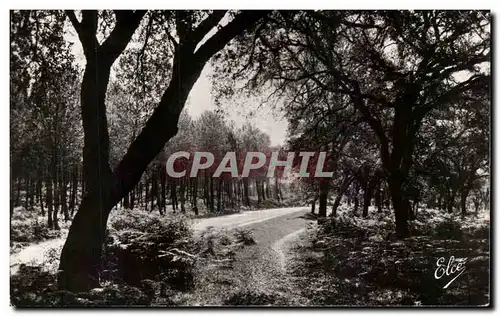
[10,207,309,276]
[192,207,308,232]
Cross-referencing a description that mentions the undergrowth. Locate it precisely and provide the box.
[289,205,490,306]
[11,208,195,307]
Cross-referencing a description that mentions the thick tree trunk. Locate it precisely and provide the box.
[388,176,410,238]
[318,180,329,217]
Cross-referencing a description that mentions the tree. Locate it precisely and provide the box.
[214,10,490,237]
[58,9,269,292]
[10,10,82,226]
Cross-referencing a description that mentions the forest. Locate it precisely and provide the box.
[10,10,490,307]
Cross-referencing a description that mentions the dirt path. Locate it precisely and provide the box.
[10,230,68,275]
[188,208,313,305]
[191,206,308,232]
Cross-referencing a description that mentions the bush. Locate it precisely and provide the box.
[233,228,256,245]
[104,209,196,291]
[11,208,61,243]
[10,264,154,307]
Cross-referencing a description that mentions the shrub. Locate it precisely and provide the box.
[11,208,61,243]
[104,209,195,291]
[233,228,256,245]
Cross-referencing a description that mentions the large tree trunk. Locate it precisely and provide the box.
[318,180,329,217]
[388,176,410,238]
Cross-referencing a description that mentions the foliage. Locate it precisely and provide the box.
[105,209,195,290]
[10,207,62,244]
[290,206,490,306]
[233,228,256,245]
[11,208,197,307]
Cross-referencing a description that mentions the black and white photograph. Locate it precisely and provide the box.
[8,6,491,307]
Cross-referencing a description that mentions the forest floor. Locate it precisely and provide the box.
[10,204,490,307]
[287,205,490,306]
[10,205,313,307]
[10,230,68,275]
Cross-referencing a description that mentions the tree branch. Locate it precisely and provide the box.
[99,10,146,66]
[65,10,82,35]
[190,10,227,44]
[195,10,270,63]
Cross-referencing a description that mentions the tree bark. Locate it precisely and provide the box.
[243,178,250,206]
[318,180,329,217]
[388,176,410,238]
